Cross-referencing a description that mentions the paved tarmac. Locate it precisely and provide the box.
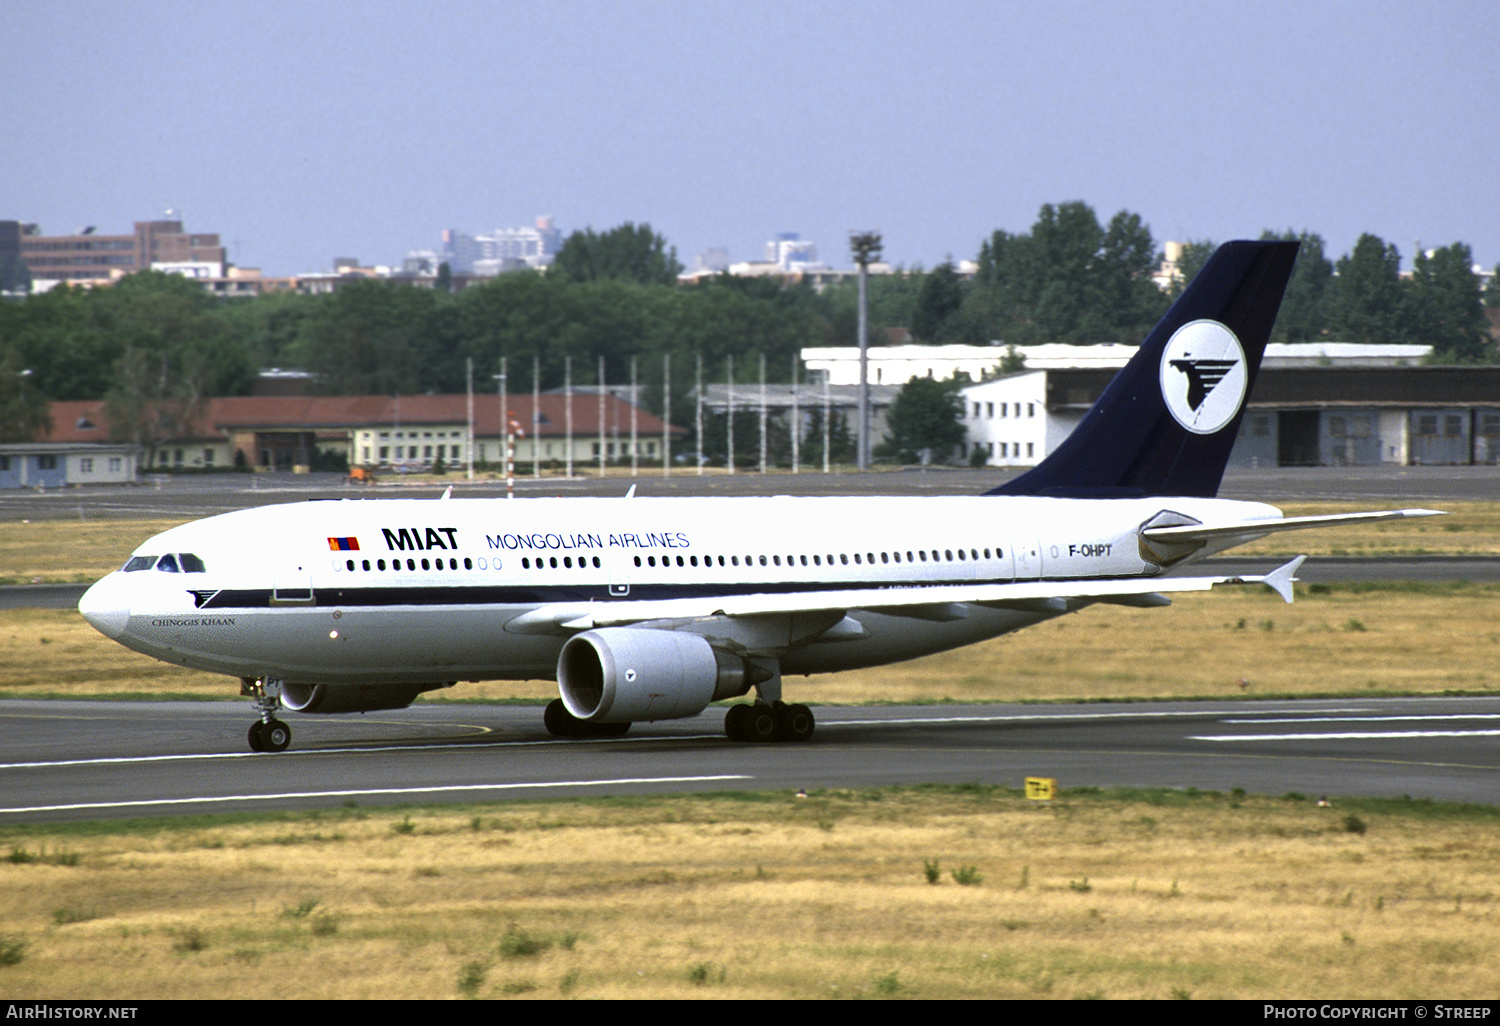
[2,696,1497,823]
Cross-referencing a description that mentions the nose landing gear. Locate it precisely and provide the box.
[242,676,292,753]
[248,717,291,752]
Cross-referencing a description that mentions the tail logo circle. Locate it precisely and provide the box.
[1160,319,1247,435]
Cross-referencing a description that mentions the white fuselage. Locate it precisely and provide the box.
[78,493,1282,688]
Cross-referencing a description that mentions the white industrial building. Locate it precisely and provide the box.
[802,342,1432,388]
[799,342,1500,469]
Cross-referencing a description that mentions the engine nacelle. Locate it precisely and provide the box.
[557,628,752,722]
[280,682,447,714]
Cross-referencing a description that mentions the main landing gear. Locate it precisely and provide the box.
[724,701,815,743]
[723,659,814,742]
[242,676,291,753]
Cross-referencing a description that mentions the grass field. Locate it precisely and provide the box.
[1,788,1497,999]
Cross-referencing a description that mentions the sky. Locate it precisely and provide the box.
[5,0,1497,277]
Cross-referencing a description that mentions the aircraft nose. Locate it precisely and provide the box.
[78,576,130,640]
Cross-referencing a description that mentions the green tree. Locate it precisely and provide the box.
[552,223,683,286]
[910,260,966,342]
[962,202,1164,345]
[876,375,966,464]
[1163,240,1216,300]
[1094,209,1169,340]
[0,343,49,442]
[216,288,322,370]
[299,279,439,395]
[0,284,118,399]
[1409,243,1489,362]
[801,406,855,466]
[1328,234,1406,343]
[1261,230,1333,343]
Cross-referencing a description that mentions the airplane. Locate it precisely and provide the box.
[78,240,1440,752]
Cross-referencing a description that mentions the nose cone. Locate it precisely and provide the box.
[79,575,130,640]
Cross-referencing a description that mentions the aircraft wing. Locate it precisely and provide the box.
[1140,508,1443,544]
[504,556,1306,634]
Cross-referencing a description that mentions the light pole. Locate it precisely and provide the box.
[849,230,882,470]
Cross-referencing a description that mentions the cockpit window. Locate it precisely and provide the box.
[124,553,206,573]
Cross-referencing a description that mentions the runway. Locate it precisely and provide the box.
[2,696,1498,823]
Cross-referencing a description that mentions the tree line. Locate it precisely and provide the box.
[2,208,1495,445]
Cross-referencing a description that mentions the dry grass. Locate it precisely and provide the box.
[0,789,1496,999]
[1236,501,1500,557]
[0,518,190,584]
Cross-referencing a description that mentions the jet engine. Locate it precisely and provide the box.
[557,628,754,722]
[280,681,449,714]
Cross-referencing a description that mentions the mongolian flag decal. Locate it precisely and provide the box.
[327,536,360,551]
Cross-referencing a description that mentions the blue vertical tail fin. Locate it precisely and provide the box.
[988,239,1299,498]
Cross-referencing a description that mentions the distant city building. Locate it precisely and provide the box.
[5,219,225,287]
[766,232,822,272]
[693,247,729,275]
[723,232,826,279]
[436,216,563,275]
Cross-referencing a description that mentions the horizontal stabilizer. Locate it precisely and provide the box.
[1141,508,1444,544]
[1259,556,1304,604]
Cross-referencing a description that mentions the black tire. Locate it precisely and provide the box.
[724,703,751,742]
[247,721,266,752]
[545,699,630,739]
[544,698,576,737]
[775,702,815,743]
[746,705,777,743]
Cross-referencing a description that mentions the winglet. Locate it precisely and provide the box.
[625,484,637,499]
[439,485,453,501]
[1261,555,1305,604]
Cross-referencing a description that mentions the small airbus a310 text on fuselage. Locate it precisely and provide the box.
[79,241,1440,752]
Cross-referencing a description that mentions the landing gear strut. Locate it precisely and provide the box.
[243,676,292,753]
